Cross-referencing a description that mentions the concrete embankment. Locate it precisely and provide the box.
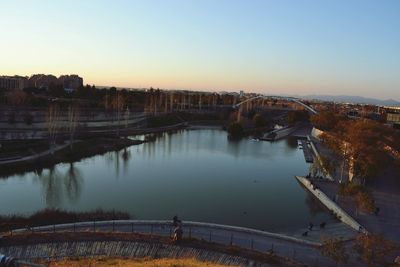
[307,136,334,181]
[295,176,365,233]
[261,125,299,141]
[0,240,274,267]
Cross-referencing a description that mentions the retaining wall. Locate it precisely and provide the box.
[0,241,272,267]
[295,176,365,233]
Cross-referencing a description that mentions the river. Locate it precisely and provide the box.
[0,129,334,233]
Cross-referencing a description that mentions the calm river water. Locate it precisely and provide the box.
[0,129,334,233]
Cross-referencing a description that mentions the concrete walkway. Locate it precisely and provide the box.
[5,220,361,267]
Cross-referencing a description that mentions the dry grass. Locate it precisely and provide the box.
[42,257,230,267]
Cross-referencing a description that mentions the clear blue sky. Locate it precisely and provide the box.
[1,0,399,100]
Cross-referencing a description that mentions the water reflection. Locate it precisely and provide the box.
[305,192,326,216]
[35,163,83,207]
[36,166,63,208]
[64,163,83,203]
[121,148,131,175]
[286,136,298,149]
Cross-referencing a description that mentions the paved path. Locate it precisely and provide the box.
[0,142,73,165]
[6,220,363,267]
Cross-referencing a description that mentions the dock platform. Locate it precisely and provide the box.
[300,139,313,163]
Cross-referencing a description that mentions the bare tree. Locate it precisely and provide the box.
[66,104,80,148]
[46,104,61,152]
[111,92,126,137]
[124,107,130,132]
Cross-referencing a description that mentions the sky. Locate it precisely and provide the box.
[1,0,399,100]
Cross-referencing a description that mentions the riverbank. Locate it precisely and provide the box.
[0,121,200,176]
[0,209,131,233]
[0,137,144,178]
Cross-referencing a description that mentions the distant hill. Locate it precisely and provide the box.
[300,95,400,106]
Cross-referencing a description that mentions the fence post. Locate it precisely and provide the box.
[270,243,274,253]
[209,231,212,242]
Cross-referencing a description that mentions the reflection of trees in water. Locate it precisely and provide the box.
[283,136,298,155]
[36,163,83,207]
[105,151,115,168]
[114,151,120,178]
[121,148,131,174]
[37,166,63,208]
[227,139,241,158]
[64,163,83,203]
[305,192,326,216]
[103,148,132,178]
[286,137,298,149]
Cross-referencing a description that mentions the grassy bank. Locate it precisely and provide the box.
[0,209,130,232]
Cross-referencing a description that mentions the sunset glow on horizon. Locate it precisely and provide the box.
[1,0,399,100]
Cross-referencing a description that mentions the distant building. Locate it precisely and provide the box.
[58,74,83,91]
[0,76,28,90]
[28,74,59,89]
[385,106,400,128]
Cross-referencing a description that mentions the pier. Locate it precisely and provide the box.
[300,139,314,163]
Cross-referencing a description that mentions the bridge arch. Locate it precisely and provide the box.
[234,95,318,114]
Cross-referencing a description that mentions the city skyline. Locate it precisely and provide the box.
[1,0,400,100]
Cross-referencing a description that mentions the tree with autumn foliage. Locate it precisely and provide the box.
[319,238,349,266]
[320,119,393,182]
[310,111,344,131]
[353,234,398,267]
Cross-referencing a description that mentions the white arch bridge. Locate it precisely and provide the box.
[234,95,318,114]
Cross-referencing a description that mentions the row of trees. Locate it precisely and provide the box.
[311,111,399,182]
[320,234,398,267]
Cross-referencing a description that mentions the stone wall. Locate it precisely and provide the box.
[0,241,272,267]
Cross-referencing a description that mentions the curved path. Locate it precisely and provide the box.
[5,220,349,267]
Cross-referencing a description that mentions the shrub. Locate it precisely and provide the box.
[252,113,268,128]
[355,191,375,214]
[338,182,366,196]
[227,122,244,139]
